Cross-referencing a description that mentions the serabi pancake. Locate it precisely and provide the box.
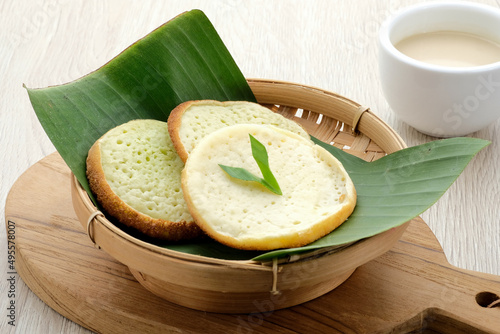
[86,119,202,241]
[168,100,310,163]
[181,124,357,250]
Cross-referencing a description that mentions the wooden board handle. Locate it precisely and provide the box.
[382,218,500,333]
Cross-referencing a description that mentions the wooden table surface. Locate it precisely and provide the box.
[1,1,499,333]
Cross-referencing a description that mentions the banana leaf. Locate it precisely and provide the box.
[25,10,256,202]
[252,136,489,261]
[25,10,489,262]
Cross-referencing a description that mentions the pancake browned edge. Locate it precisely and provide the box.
[86,120,203,241]
[167,100,310,163]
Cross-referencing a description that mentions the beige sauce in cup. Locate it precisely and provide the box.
[395,31,500,67]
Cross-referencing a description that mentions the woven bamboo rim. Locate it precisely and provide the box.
[249,79,407,157]
[71,78,408,279]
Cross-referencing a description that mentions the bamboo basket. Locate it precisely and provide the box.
[71,79,409,314]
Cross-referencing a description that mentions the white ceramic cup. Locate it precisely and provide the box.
[379,1,500,137]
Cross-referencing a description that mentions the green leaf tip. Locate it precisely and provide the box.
[219,134,282,195]
[249,134,282,195]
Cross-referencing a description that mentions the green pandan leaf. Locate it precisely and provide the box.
[249,134,282,195]
[219,134,282,195]
[25,10,489,262]
[25,10,256,203]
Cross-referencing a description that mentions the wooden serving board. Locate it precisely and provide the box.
[5,152,500,334]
